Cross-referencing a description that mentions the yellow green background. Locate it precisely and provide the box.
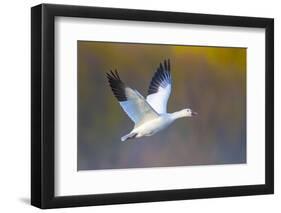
[78,41,246,170]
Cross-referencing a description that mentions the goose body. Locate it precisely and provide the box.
[107,59,197,141]
[122,114,174,141]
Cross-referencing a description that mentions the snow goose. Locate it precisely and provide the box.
[107,59,197,141]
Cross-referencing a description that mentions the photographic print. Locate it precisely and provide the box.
[77,41,246,171]
[31,4,274,208]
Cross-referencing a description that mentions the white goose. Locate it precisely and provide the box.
[107,59,197,141]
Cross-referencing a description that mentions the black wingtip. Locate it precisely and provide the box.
[147,59,172,95]
[163,59,170,72]
[106,70,127,102]
[107,69,119,81]
[159,62,164,71]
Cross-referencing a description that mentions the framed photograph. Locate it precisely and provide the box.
[31,3,274,209]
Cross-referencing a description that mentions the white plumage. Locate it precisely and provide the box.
[107,59,197,141]
[119,88,158,127]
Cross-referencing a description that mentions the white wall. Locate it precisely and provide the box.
[0,0,279,212]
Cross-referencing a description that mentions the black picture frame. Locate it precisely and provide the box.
[31,3,274,209]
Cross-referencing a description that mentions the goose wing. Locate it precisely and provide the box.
[146,59,172,114]
[107,70,159,127]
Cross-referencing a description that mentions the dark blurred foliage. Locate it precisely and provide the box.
[77,41,246,170]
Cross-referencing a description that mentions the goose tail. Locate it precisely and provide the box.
[121,132,138,142]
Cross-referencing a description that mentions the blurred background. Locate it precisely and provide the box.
[77,41,246,170]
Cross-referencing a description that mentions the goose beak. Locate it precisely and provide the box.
[192,111,198,116]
